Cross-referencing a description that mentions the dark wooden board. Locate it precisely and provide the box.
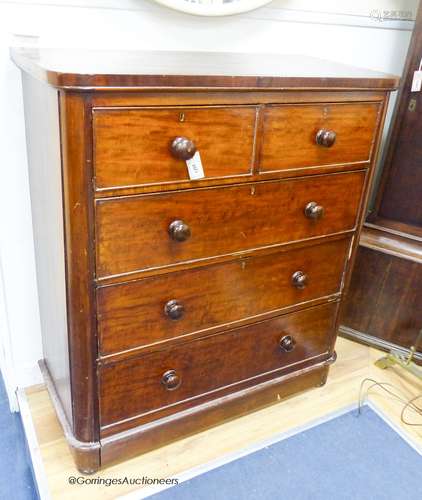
[95,171,365,279]
[11,48,399,90]
[341,230,422,354]
[99,303,338,431]
[97,238,349,357]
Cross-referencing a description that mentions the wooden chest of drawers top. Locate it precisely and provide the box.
[13,47,398,473]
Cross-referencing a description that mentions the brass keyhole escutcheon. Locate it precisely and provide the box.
[409,98,417,112]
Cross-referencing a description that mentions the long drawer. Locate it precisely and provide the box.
[95,171,365,278]
[97,237,350,356]
[93,106,257,189]
[260,102,380,172]
[99,302,338,430]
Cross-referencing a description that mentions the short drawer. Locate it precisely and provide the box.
[99,302,337,429]
[97,238,350,355]
[93,106,257,189]
[260,102,380,173]
[95,171,365,278]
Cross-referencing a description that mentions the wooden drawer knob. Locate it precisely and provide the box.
[316,129,336,147]
[292,271,308,289]
[168,220,191,242]
[279,335,296,353]
[304,201,325,220]
[164,299,184,320]
[161,370,181,391]
[170,136,197,160]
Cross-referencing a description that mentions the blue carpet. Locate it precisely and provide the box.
[151,407,422,500]
[0,376,38,500]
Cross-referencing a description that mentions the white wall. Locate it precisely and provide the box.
[0,0,416,407]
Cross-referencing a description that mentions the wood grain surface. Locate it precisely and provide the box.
[95,171,365,279]
[260,102,380,171]
[11,48,399,90]
[99,303,337,429]
[97,238,349,356]
[93,106,257,189]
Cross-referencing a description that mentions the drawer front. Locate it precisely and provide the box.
[99,302,337,428]
[93,106,257,189]
[260,102,380,172]
[96,171,364,278]
[98,238,349,355]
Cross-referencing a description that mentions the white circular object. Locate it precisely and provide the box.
[153,0,273,17]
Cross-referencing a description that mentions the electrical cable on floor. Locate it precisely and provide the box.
[401,394,422,426]
[358,378,422,427]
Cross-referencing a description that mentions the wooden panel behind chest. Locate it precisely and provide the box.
[260,102,380,172]
[97,237,350,356]
[93,106,257,189]
[95,171,365,278]
[99,302,337,430]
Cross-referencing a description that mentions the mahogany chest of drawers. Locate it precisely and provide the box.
[13,48,398,473]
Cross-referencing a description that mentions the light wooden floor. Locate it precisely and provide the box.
[25,337,422,500]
